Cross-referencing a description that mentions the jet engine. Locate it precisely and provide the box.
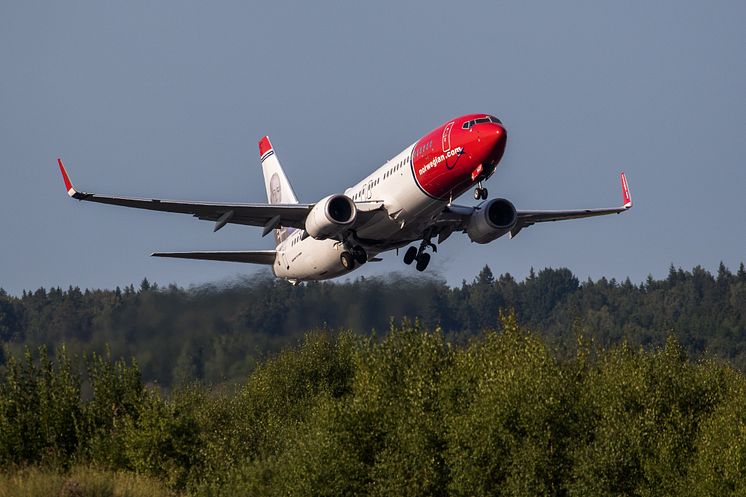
[305,194,357,239]
[466,198,518,244]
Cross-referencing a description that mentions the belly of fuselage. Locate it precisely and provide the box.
[273,238,349,281]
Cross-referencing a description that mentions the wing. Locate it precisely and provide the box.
[510,171,632,236]
[434,172,632,240]
[58,159,312,232]
[151,250,276,265]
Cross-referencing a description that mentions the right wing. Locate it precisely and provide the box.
[58,159,385,235]
[151,250,276,265]
[58,159,312,231]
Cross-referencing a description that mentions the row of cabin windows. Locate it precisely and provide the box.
[352,177,381,200]
[348,154,413,202]
[384,156,407,179]
[290,231,302,246]
[414,140,433,158]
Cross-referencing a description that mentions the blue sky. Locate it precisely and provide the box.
[1,1,744,294]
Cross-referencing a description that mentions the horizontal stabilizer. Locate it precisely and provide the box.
[151,250,276,265]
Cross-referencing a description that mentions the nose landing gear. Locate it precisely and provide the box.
[474,181,488,200]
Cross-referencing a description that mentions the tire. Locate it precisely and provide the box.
[481,188,488,200]
[474,189,481,200]
[340,251,355,270]
[353,246,368,264]
[403,246,417,265]
[415,253,431,272]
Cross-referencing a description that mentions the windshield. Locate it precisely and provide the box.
[462,115,502,129]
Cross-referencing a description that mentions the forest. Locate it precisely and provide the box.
[2,263,746,495]
[1,262,746,386]
[2,314,746,496]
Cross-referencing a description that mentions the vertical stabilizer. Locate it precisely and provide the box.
[259,136,299,205]
[258,136,298,245]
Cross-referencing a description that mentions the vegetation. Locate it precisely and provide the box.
[1,263,745,385]
[2,314,746,496]
[2,263,745,494]
[0,466,176,497]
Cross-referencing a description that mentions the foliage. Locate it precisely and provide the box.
[0,466,176,497]
[5,317,746,495]
[2,263,746,386]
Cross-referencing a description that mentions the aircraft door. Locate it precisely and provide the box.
[442,121,454,152]
[281,251,289,270]
[367,179,373,199]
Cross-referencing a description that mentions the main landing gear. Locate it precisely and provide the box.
[403,229,437,272]
[340,245,368,271]
[474,181,488,200]
[403,246,432,272]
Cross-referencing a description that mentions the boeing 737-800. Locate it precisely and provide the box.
[58,113,632,283]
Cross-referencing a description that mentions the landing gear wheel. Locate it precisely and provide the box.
[352,246,368,264]
[474,179,489,200]
[403,246,418,265]
[415,253,431,272]
[340,251,355,271]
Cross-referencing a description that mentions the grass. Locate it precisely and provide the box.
[0,466,178,497]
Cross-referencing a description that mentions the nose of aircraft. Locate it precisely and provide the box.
[486,123,507,165]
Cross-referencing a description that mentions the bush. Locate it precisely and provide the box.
[5,322,746,496]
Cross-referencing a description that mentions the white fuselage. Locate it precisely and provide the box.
[272,143,446,281]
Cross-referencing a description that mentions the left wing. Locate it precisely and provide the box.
[510,171,632,236]
[58,158,312,231]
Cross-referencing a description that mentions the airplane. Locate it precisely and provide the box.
[58,113,632,283]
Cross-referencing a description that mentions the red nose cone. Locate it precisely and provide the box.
[488,124,507,165]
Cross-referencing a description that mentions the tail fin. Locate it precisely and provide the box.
[259,136,299,205]
[258,136,298,246]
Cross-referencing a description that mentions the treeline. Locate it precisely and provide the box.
[2,317,746,496]
[1,262,746,385]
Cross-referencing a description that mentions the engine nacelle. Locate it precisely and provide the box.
[466,198,518,244]
[305,194,357,240]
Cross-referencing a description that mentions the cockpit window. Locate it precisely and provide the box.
[463,116,502,129]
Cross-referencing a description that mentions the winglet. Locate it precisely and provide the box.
[621,171,632,209]
[57,158,78,197]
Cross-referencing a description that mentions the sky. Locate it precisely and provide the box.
[1,1,745,295]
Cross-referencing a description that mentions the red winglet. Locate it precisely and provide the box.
[258,136,273,157]
[58,158,76,195]
[621,171,632,208]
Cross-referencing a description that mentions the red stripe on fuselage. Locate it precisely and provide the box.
[411,114,507,199]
